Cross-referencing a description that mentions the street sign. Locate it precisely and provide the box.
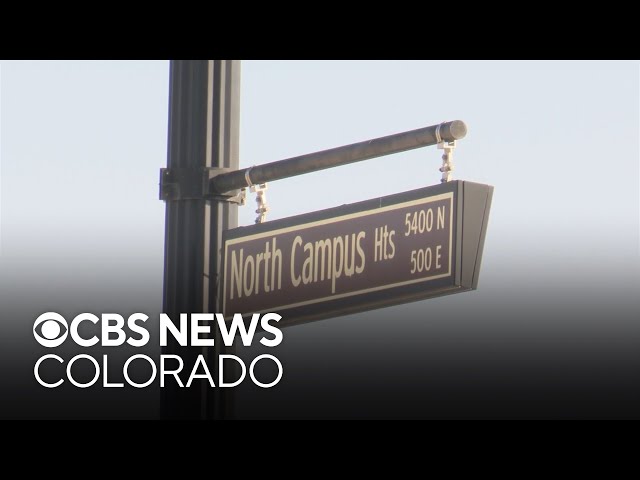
[221,180,493,328]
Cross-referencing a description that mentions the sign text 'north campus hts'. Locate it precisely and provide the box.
[222,180,493,327]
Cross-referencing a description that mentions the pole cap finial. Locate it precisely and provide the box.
[447,120,467,141]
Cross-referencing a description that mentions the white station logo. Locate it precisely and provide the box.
[33,312,69,348]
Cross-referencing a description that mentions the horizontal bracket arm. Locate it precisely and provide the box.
[209,120,467,195]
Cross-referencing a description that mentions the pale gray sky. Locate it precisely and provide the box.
[2,61,637,261]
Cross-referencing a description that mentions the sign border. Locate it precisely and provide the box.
[222,182,460,320]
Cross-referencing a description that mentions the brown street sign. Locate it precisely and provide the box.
[221,180,493,328]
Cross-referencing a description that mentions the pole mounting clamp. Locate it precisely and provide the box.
[159,167,245,205]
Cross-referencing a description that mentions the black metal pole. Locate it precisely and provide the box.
[210,120,466,195]
[161,60,240,420]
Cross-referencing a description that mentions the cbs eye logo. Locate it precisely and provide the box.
[33,312,68,347]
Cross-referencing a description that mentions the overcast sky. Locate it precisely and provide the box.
[2,61,637,261]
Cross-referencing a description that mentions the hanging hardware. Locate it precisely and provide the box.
[435,122,456,183]
[251,183,269,224]
[243,164,269,223]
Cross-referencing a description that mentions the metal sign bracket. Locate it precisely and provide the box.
[159,166,246,205]
[438,140,456,183]
[243,165,269,223]
[250,183,269,223]
[435,121,457,183]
